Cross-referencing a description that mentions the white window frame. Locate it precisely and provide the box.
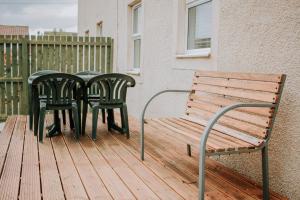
[185,0,212,56]
[131,3,142,70]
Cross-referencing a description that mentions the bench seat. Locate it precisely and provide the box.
[146,117,262,154]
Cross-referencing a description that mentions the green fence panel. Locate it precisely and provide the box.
[0,35,114,121]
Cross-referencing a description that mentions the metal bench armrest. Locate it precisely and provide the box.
[199,103,276,152]
[140,89,192,160]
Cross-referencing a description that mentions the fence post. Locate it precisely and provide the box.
[20,35,29,115]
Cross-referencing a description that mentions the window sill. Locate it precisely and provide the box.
[126,69,141,76]
[176,48,211,59]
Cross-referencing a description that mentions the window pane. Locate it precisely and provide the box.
[133,39,141,68]
[133,6,141,34]
[187,1,212,50]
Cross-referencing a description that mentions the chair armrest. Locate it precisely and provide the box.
[199,103,276,154]
[140,89,191,160]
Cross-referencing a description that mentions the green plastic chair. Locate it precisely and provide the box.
[32,73,86,142]
[28,70,68,130]
[75,71,106,125]
[84,73,135,140]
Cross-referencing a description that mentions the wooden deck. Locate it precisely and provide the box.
[0,114,287,200]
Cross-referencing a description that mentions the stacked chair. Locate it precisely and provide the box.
[84,73,136,140]
[31,73,85,142]
[30,71,135,142]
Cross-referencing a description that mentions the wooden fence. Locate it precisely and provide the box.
[0,35,114,121]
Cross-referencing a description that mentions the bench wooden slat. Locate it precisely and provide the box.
[170,118,253,149]
[155,119,230,152]
[161,118,239,152]
[190,93,273,117]
[187,100,271,127]
[181,116,264,146]
[148,119,216,152]
[192,83,278,103]
[186,109,267,138]
[193,76,280,92]
[195,70,283,83]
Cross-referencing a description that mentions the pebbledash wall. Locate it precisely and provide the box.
[78,0,300,199]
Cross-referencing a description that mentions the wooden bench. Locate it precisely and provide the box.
[140,70,286,200]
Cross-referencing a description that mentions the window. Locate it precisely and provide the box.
[186,0,212,52]
[132,4,141,69]
[96,21,103,36]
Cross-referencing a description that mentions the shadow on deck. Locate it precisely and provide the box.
[0,114,287,200]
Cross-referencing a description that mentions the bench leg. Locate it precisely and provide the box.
[262,146,270,200]
[198,148,206,200]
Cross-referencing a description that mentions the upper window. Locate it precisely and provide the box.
[132,4,141,69]
[187,0,212,52]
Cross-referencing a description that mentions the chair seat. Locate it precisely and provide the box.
[145,117,264,154]
[88,100,124,108]
[39,99,76,109]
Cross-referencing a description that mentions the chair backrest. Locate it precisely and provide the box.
[30,70,59,77]
[32,73,85,106]
[87,73,135,104]
[183,70,286,143]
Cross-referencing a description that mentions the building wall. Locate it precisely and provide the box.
[78,0,300,199]
[216,1,300,199]
[78,0,219,118]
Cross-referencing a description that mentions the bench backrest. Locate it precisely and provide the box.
[184,70,285,144]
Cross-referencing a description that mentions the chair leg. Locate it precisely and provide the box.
[107,109,113,131]
[38,105,46,142]
[71,105,80,140]
[68,109,74,130]
[101,109,106,124]
[62,110,66,125]
[120,107,125,134]
[198,147,206,200]
[92,107,99,140]
[29,88,33,130]
[262,146,270,200]
[121,104,129,139]
[33,101,40,136]
[82,101,88,135]
[77,101,82,136]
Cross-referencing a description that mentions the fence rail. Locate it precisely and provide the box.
[0,35,114,121]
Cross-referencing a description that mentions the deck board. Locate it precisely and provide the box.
[51,135,88,199]
[19,117,41,200]
[0,114,288,200]
[0,116,17,175]
[38,117,65,200]
[93,137,160,199]
[0,116,26,199]
[62,130,113,199]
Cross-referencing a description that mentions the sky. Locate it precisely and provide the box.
[0,0,78,35]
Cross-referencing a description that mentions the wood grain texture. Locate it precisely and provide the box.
[0,114,288,200]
